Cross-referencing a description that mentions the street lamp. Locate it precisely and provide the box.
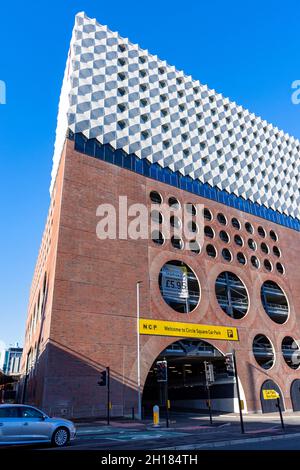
[136,281,142,419]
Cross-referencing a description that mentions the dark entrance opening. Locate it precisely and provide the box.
[142,339,238,415]
[260,380,284,413]
[291,379,300,411]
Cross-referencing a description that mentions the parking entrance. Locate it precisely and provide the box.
[291,379,300,411]
[142,339,239,415]
[260,380,284,413]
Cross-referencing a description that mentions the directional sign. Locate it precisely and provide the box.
[263,389,280,400]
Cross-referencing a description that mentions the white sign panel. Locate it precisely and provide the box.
[161,264,189,300]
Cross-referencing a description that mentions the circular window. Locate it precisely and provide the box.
[151,210,163,224]
[159,260,200,313]
[253,334,275,370]
[187,221,198,233]
[273,246,281,258]
[203,208,213,221]
[276,262,285,275]
[258,226,266,238]
[261,280,289,324]
[234,234,243,247]
[217,213,227,225]
[150,191,162,204]
[204,226,214,239]
[248,238,257,251]
[169,197,180,210]
[171,236,184,250]
[219,230,230,243]
[231,217,241,230]
[206,244,217,258]
[189,240,201,254]
[186,203,196,216]
[282,337,300,370]
[170,215,181,229]
[151,230,164,245]
[270,230,278,242]
[264,259,272,272]
[222,248,232,262]
[237,252,246,265]
[245,222,254,234]
[251,256,260,269]
[215,272,248,319]
[260,242,269,254]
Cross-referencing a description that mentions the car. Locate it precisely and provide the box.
[0,404,76,447]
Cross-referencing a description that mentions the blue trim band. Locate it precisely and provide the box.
[70,132,300,232]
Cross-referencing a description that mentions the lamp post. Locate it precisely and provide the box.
[137,281,142,419]
[232,349,245,434]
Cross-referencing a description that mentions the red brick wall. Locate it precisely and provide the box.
[22,139,300,416]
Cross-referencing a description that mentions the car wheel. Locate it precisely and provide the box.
[51,427,70,447]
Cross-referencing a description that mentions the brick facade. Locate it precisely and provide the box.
[20,139,300,417]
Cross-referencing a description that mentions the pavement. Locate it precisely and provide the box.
[45,410,300,450]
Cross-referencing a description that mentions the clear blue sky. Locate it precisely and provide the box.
[0,0,299,347]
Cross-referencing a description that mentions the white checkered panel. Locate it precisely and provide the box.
[52,11,300,220]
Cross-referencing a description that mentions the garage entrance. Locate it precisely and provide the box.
[260,380,284,413]
[291,379,300,411]
[142,339,240,415]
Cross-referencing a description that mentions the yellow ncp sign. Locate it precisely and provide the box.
[263,390,280,400]
[139,319,239,341]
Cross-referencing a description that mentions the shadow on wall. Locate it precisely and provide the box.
[248,361,261,412]
[19,340,139,419]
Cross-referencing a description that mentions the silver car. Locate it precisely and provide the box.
[0,404,76,447]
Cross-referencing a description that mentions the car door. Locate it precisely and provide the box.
[17,406,52,442]
[0,406,24,443]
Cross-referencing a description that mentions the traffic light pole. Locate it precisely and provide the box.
[165,380,169,428]
[232,350,245,434]
[107,366,110,425]
[206,384,213,425]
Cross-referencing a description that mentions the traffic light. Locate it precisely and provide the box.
[156,360,168,382]
[225,354,235,377]
[204,361,215,384]
[97,369,107,386]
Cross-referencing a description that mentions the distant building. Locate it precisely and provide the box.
[0,341,6,371]
[3,345,23,375]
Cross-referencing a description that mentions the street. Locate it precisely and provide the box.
[30,411,300,451]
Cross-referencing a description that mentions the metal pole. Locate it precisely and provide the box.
[232,350,245,434]
[137,282,142,419]
[107,366,110,425]
[207,385,213,425]
[165,380,169,428]
[276,397,285,430]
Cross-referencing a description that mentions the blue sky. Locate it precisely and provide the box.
[0,0,299,347]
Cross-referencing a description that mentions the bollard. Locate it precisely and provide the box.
[153,405,160,427]
[132,407,135,420]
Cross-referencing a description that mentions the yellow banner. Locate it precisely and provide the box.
[263,390,279,400]
[139,319,239,341]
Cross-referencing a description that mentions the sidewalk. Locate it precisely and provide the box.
[73,410,300,448]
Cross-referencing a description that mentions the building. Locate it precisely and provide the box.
[0,341,6,371]
[20,12,300,418]
[3,345,22,376]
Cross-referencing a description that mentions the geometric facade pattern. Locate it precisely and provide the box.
[52,12,300,220]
